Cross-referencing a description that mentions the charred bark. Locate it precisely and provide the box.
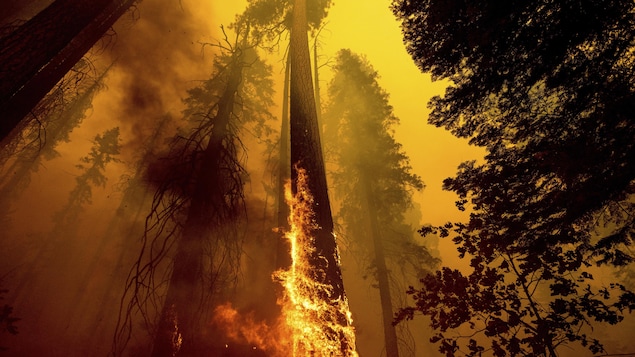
[313,35,322,123]
[289,0,351,352]
[0,0,136,143]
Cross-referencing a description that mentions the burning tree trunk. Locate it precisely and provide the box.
[0,0,136,143]
[288,0,353,353]
[290,0,342,299]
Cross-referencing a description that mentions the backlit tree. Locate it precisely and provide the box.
[393,0,635,355]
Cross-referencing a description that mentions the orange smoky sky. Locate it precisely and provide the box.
[1,1,485,356]
[94,0,484,230]
[319,1,485,227]
[205,0,486,224]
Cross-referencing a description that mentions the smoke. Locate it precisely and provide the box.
[0,1,467,356]
[93,0,224,160]
[0,1,257,355]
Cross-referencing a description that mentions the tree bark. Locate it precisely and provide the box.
[289,0,351,352]
[290,0,341,297]
[0,0,136,143]
[276,53,292,270]
[313,36,322,123]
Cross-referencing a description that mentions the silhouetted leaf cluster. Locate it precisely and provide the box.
[393,0,635,355]
[0,284,19,351]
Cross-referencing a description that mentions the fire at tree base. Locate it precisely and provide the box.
[275,168,357,356]
[214,168,358,356]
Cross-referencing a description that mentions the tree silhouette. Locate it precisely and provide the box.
[393,0,635,355]
[324,49,438,357]
[7,126,121,344]
[0,281,19,352]
[112,25,276,356]
[0,0,135,143]
[54,127,122,229]
[66,114,172,342]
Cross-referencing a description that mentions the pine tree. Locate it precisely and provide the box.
[324,49,437,356]
[113,25,276,356]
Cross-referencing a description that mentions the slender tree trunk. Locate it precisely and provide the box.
[276,53,292,270]
[289,0,351,352]
[0,0,135,143]
[151,55,244,357]
[313,36,322,122]
[362,177,400,357]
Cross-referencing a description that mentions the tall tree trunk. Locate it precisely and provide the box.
[276,53,291,270]
[0,0,135,143]
[151,54,244,357]
[289,0,351,352]
[313,35,322,122]
[362,177,400,357]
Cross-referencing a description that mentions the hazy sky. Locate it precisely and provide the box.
[5,2,635,357]
[213,0,485,226]
[116,0,483,228]
[2,1,484,355]
[318,0,484,226]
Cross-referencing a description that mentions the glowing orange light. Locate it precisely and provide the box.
[212,302,289,354]
[274,168,358,356]
[211,168,357,356]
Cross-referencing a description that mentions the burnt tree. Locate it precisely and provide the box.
[289,0,352,353]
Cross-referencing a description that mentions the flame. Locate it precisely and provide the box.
[211,168,357,356]
[274,167,358,356]
[212,302,289,354]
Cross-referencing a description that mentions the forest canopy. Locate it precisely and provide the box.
[1,0,634,356]
[393,0,635,356]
